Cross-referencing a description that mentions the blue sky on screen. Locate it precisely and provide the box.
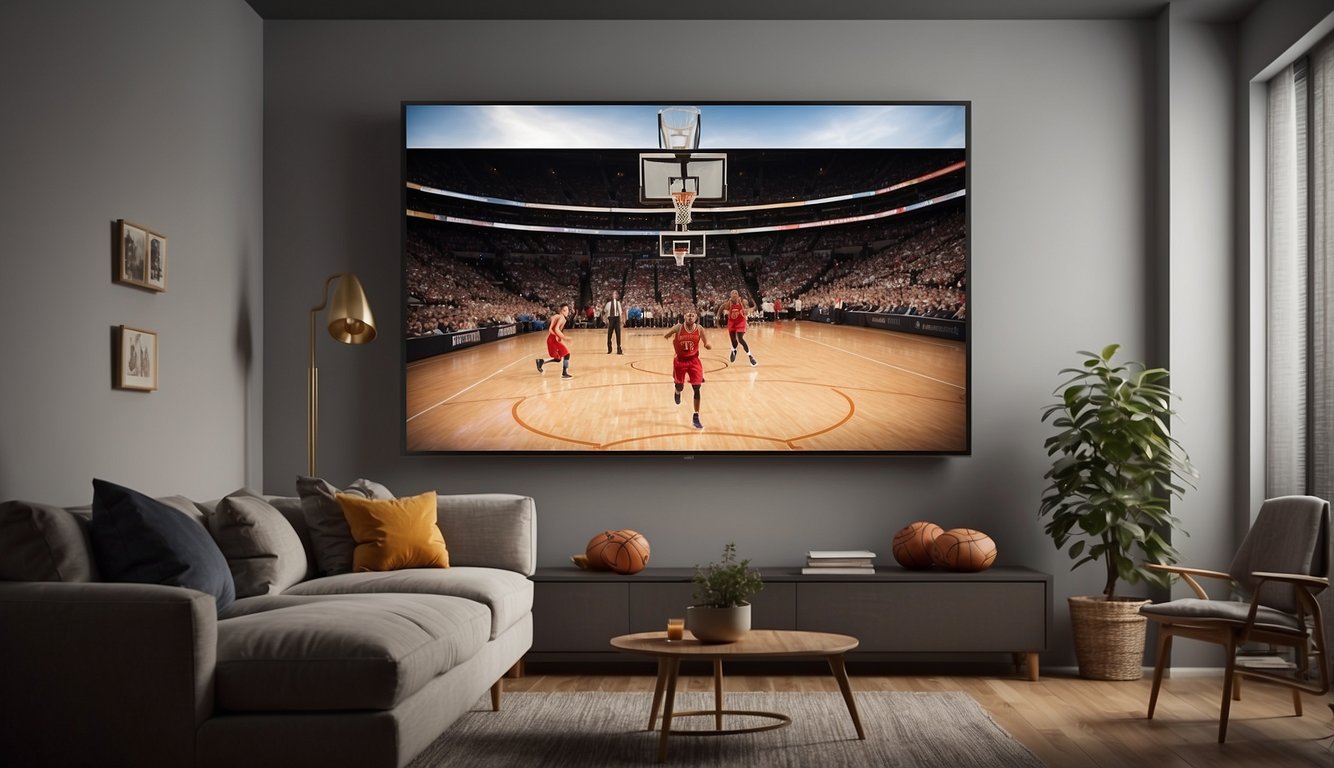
[406,104,965,150]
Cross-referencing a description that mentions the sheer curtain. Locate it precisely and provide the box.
[1266,61,1306,497]
[1312,39,1334,501]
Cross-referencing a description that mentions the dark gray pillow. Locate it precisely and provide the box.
[0,500,97,582]
[296,476,393,576]
[208,489,309,597]
[89,479,236,612]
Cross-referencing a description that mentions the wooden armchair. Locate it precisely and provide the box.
[1139,495,1330,743]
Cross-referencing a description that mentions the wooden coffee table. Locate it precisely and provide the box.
[609,629,864,762]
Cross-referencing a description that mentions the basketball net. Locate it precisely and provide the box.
[671,190,696,231]
[671,243,689,267]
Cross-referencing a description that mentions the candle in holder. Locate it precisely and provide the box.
[666,618,685,641]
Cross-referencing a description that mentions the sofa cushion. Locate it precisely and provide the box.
[0,500,96,582]
[296,476,393,577]
[283,566,533,639]
[207,490,308,598]
[215,594,489,712]
[88,479,236,612]
[337,491,449,572]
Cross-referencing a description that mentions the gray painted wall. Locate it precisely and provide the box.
[0,0,264,505]
[261,19,1173,663]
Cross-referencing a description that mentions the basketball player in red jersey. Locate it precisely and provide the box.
[536,303,573,379]
[716,289,757,366]
[664,310,711,429]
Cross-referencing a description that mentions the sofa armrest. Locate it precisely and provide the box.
[436,494,536,576]
[0,581,217,767]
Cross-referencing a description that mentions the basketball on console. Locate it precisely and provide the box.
[891,521,943,569]
[931,528,997,572]
[586,529,651,574]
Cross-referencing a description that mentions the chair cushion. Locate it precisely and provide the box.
[215,594,489,712]
[283,566,532,639]
[1140,598,1305,633]
[88,479,235,612]
[336,491,449,572]
[207,490,309,598]
[0,500,96,582]
[296,476,394,577]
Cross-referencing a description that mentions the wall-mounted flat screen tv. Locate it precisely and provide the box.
[403,102,968,455]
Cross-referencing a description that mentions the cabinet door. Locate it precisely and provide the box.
[797,582,1046,651]
[629,582,797,632]
[533,582,629,651]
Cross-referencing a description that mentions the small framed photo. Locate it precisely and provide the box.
[145,231,167,291]
[116,326,158,391]
[116,220,149,288]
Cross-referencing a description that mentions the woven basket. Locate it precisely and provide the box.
[1068,595,1151,680]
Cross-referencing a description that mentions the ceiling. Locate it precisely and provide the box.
[242,0,1261,22]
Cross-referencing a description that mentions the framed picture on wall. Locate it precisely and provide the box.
[116,325,158,392]
[116,220,149,288]
[145,231,167,292]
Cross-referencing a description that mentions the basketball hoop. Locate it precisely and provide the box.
[671,242,689,267]
[671,189,696,231]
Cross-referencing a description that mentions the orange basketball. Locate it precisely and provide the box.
[892,521,943,569]
[585,531,619,571]
[931,528,997,572]
[600,529,651,575]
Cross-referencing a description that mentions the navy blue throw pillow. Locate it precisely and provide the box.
[89,479,236,612]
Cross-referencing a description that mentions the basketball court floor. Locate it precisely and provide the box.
[405,321,966,453]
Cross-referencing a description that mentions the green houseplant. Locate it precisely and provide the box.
[687,543,763,642]
[1040,344,1197,679]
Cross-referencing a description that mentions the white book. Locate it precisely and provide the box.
[806,558,874,567]
[801,566,876,575]
[807,550,877,559]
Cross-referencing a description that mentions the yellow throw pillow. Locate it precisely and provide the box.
[335,491,449,572]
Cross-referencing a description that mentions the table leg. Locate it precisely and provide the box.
[828,653,865,740]
[658,657,681,763]
[648,658,669,730]
[713,657,724,731]
[1027,652,1040,682]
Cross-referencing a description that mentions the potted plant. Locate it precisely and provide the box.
[687,543,764,643]
[1040,344,1197,680]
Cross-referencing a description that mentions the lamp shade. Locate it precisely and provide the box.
[327,273,376,344]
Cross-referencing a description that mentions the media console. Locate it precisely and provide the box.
[528,566,1052,680]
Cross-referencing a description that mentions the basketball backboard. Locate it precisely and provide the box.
[658,232,706,264]
[639,153,727,204]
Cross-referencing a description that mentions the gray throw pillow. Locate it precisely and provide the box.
[208,489,309,597]
[0,500,97,582]
[296,476,394,576]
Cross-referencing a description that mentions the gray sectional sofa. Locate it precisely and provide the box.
[0,484,536,768]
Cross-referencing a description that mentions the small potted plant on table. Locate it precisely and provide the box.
[1040,344,1197,680]
[687,543,764,643]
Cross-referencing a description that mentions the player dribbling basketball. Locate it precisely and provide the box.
[716,289,757,366]
[536,303,573,379]
[664,310,711,429]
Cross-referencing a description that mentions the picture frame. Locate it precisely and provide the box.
[116,325,158,391]
[145,230,167,291]
[116,220,149,288]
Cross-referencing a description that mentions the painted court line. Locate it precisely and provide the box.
[406,355,532,422]
[783,330,964,390]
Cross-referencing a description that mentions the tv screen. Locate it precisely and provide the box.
[403,102,968,455]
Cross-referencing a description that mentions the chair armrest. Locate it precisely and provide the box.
[0,581,217,766]
[435,494,536,576]
[1252,571,1329,594]
[1144,563,1233,599]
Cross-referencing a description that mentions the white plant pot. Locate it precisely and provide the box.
[686,603,751,643]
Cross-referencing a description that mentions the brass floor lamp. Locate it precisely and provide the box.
[308,272,376,476]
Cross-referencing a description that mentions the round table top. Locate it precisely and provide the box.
[609,629,859,657]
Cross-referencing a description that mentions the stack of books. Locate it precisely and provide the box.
[802,550,876,575]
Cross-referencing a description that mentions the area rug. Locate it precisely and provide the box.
[408,691,1044,767]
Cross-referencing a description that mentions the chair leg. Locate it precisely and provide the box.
[490,678,502,711]
[1291,688,1303,717]
[1148,629,1172,719]
[1233,674,1242,701]
[1218,635,1237,743]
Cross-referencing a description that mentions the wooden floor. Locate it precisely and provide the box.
[502,671,1334,767]
[406,321,966,452]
